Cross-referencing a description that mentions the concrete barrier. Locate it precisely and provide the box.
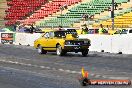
[15,33,27,45]
[26,33,42,46]
[79,34,132,54]
[14,33,42,46]
[99,35,112,53]
[1,32,132,54]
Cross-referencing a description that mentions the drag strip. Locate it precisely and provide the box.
[0,44,132,88]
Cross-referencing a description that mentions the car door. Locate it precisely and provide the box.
[40,32,50,49]
[47,32,57,50]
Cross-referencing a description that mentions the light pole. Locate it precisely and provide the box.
[111,0,114,30]
[60,6,64,26]
[61,9,62,26]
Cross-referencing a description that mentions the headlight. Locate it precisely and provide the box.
[84,41,88,44]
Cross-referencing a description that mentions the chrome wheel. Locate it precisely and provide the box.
[56,45,62,56]
[37,45,47,54]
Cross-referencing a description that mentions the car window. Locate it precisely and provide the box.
[49,32,54,38]
[54,31,65,37]
[54,30,77,38]
[43,32,49,38]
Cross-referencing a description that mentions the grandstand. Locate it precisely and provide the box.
[0,0,7,28]
[2,0,132,30]
[93,2,132,28]
[5,0,48,26]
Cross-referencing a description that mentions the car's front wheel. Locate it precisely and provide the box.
[56,45,66,56]
[82,49,88,57]
[38,45,47,54]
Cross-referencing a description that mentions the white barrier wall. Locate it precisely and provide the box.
[79,34,101,52]
[116,34,132,54]
[15,33,42,46]
[79,34,132,54]
[26,33,42,46]
[15,33,27,45]
[99,35,112,53]
[1,32,132,54]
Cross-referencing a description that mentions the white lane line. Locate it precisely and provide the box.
[52,68,56,70]
[58,69,65,72]
[40,66,45,68]
[71,71,77,74]
[26,64,32,66]
[0,66,60,79]
[90,73,95,76]
[95,75,102,78]
[90,73,132,79]
[45,67,50,69]
[0,59,132,80]
[102,75,108,78]
[108,77,130,79]
[0,60,81,74]
[65,70,71,73]
[96,74,132,80]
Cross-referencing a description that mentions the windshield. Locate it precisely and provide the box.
[54,30,77,38]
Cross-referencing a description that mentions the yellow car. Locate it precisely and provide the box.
[34,29,91,56]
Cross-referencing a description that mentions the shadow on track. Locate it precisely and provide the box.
[40,52,101,58]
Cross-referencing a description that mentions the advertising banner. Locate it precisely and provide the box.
[1,33,14,44]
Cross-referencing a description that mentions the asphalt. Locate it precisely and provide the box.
[0,44,132,88]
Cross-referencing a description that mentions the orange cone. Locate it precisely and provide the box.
[84,71,89,78]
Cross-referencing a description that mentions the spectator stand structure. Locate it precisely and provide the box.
[5,0,48,26]
[35,0,129,28]
[20,0,81,26]
[93,1,132,28]
[4,0,132,30]
[0,0,8,28]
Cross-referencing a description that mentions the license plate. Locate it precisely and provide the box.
[74,47,80,49]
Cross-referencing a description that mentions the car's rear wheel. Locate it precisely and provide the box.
[56,45,66,56]
[38,45,47,54]
[82,49,88,57]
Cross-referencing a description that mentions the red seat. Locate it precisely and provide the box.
[5,0,81,25]
[5,0,48,25]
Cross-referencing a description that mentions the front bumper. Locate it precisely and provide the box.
[63,45,89,52]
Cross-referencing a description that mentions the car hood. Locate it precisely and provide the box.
[64,34,78,40]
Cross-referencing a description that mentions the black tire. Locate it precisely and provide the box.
[56,45,66,56]
[82,49,88,57]
[9,42,13,44]
[37,45,47,54]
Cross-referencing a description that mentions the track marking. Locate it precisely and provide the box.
[0,59,131,80]
[0,66,60,79]
[0,60,81,74]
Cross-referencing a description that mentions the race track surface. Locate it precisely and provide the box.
[0,44,132,88]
